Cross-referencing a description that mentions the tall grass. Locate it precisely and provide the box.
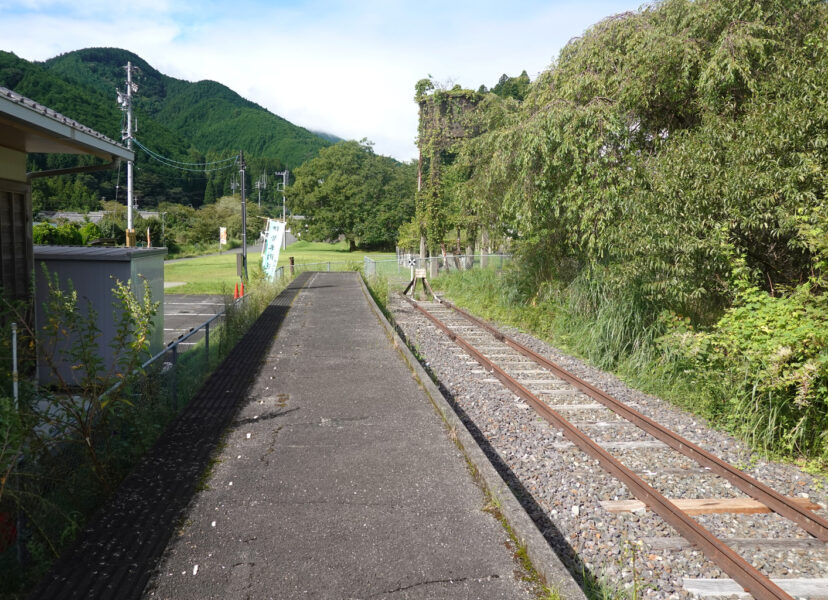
[365,274,390,316]
[430,268,827,471]
[553,269,663,372]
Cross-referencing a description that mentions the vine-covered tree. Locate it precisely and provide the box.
[412,82,488,258]
[453,0,827,311]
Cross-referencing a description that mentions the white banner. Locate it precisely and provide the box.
[261,219,285,279]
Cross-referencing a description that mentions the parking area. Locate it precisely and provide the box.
[163,294,227,350]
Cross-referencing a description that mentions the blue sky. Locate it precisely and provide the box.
[1,0,645,161]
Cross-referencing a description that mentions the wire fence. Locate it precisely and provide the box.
[286,260,364,275]
[364,253,513,287]
[128,264,286,403]
[0,271,288,588]
[273,254,511,290]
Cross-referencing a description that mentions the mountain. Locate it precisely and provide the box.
[43,48,329,167]
[0,48,332,209]
[309,130,343,144]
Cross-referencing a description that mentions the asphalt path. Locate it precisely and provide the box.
[147,272,534,599]
[163,294,227,349]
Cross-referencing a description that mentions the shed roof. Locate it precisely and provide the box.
[34,245,166,262]
[0,86,133,161]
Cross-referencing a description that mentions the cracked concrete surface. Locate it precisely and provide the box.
[145,272,533,599]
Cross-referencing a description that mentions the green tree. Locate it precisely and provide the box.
[32,223,56,245]
[447,0,827,310]
[32,222,83,245]
[289,140,415,250]
[157,202,197,245]
[54,222,83,245]
[427,0,828,460]
[491,70,531,101]
[98,201,127,244]
[79,221,102,244]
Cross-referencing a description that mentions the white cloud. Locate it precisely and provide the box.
[1,0,641,161]
[3,12,180,62]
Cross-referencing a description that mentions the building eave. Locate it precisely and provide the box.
[0,86,133,162]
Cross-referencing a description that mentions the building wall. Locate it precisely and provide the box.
[34,247,166,386]
[0,177,33,301]
[0,147,26,182]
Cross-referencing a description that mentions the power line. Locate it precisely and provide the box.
[133,139,238,166]
[132,139,239,172]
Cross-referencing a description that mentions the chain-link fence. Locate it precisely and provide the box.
[285,260,364,276]
[0,274,288,593]
[364,253,513,288]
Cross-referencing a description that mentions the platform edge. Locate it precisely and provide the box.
[358,275,588,600]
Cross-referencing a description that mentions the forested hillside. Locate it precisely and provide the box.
[414,0,828,462]
[44,49,328,168]
[0,48,331,210]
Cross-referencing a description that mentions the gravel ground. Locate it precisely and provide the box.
[389,296,828,599]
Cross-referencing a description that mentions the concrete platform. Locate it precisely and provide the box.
[29,275,308,600]
[146,272,534,599]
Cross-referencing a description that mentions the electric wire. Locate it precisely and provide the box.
[133,139,238,171]
[134,139,238,166]
[132,139,239,172]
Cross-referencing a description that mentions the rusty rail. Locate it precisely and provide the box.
[436,297,828,543]
[399,293,820,600]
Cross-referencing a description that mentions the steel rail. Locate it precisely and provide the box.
[401,293,799,600]
[432,296,828,543]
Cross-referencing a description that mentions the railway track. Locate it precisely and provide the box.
[395,291,828,599]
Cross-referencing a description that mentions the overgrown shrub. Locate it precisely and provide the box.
[0,269,158,593]
[30,223,53,245]
[432,267,828,467]
[78,222,101,244]
[31,222,83,246]
[662,274,828,460]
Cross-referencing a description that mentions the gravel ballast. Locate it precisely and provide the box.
[389,294,828,599]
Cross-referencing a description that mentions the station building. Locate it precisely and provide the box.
[0,86,164,382]
[0,85,134,305]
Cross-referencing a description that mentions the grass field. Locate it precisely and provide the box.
[164,241,396,294]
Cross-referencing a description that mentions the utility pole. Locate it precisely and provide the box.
[117,61,138,246]
[240,151,248,280]
[274,169,289,249]
[255,172,267,208]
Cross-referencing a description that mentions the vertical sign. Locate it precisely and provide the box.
[261,219,286,280]
[219,227,227,246]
